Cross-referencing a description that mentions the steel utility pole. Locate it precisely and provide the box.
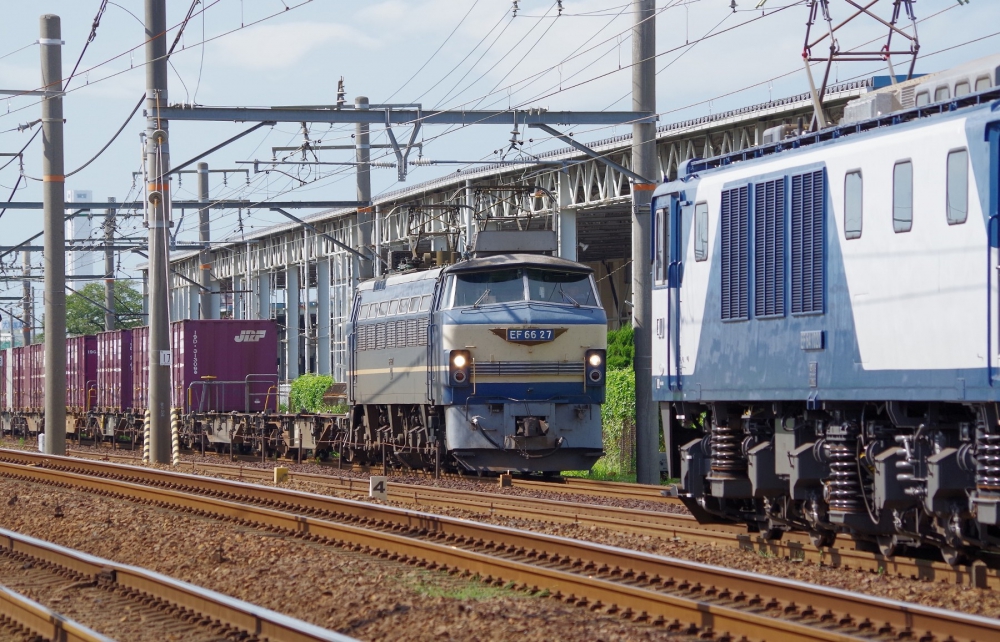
[145,0,172,464]
[355,96,374,280]
[198,162,211,319]
[104,198,116,331]
[40,14,67,455]
[21,252,31,347]
[632,0,658,484]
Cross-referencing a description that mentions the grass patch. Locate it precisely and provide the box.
[403,571,531,600]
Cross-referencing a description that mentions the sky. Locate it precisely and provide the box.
[0,0,996,304]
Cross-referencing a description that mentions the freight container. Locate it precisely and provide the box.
[0,349,7,412]
[66,335,97,412]
[10,346,25,411]
[171,319,279,413]
[27,344,44,411]
[96,329,133,412]
[133,320,279,413]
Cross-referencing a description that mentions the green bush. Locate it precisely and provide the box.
[289,374,335,413]
[595,368,635,477]
[606,326,634,371]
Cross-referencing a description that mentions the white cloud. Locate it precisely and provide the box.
[210,22,378,71]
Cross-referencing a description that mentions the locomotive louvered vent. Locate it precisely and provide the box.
[720,185,750,320]
[473,361,585,376]
[754,178,785,318]
[791,170,825,315]
[356,318,429,351]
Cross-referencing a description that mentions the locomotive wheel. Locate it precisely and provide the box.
[809,530,836,548]
[877,535,900,558]
[941,545,970,567]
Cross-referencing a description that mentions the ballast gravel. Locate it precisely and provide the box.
[0,476,695,642]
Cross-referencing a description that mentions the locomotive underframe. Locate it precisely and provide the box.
[676,400,1000,563]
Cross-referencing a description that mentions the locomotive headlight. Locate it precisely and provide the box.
[448,350,471,387]
[585,348,606,387]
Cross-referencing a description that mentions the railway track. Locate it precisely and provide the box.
[0,449,997,641]
[0,581,112,642]
[60,448,1000,590]
[0,524,353,642]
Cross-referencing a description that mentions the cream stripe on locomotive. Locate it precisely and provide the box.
[440,323,606,363]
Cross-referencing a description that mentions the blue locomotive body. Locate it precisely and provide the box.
[652,55,1000,560]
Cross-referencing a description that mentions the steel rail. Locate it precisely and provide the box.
[1,452,998,641]
[0,525,355,642]
[27,449,1000,589]
[0,583,114,642]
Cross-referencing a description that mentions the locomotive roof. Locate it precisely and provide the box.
[444,253,593,274]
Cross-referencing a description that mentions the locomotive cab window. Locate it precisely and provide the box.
[844,170,863,239]
[694,202,708,262]
[893,161,913,233]
[947,148,969,225]
[527,270,599,307]
[451,269,524,307]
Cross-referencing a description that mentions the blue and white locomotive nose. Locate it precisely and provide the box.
[435,254,607,473]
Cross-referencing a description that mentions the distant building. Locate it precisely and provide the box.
[66,189,95,284]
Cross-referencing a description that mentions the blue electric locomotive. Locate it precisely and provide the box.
[652,54,1000,561]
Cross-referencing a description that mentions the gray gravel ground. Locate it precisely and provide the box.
[0,475,696,642]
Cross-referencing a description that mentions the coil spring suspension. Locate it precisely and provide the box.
[977,428,1000,494]
[825,423,862,513]
[710,422,746,477]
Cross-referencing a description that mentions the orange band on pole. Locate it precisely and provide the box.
[633,183,657,191]
[42,175,64,182]
[357,206,373,213]
[147,183,170,191]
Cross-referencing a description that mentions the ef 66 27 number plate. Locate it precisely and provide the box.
[507,328,554,342]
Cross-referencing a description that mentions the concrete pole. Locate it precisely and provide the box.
[21,252,31,347]
[145,0,172,464]
[632,0,658,484]
[317,258,331,375]
[464,179,475,254]
[285,265,300,380]
[302,231,311,372]
[104,198,116,331]
[355,97,374,281]
[557,172,578,262]
[40,14,66,455]
[198,162,211,319]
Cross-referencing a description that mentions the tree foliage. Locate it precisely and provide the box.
[606,325,634,371]
[65,281,144,336]
[289,373,336,413]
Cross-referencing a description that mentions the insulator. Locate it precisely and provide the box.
[710,422,746,476]
[825,424,862,513]
[977,432,1000,494]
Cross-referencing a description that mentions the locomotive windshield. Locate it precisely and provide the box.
[447,268,598,308]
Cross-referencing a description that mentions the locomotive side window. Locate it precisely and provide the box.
[976,76,991,92]
[378,301,389,316]
[419,294,432,311]
[893,161,913,233]
[527,270,598,307]
[655,208,667,282]
[388,300,398,315]
[934,86,950,102]
[409,296,420,312]
[915,91,930,107]
[954,81,971,98]
[844,170,863,240]
[947,148,969,225]
[398,299,408,315]
[791,170,825,315]
[694,203,708,262]
[720,185,750,321]
[754,179,785,318]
